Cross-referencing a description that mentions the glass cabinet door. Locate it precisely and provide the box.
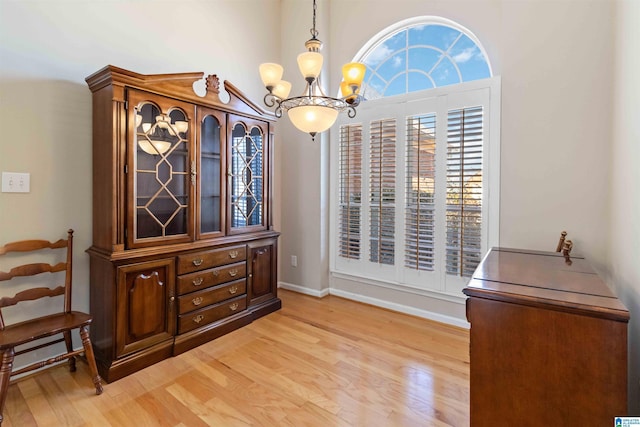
[128,90,195,248]
[228,116,268,233]
[197,108,225,238]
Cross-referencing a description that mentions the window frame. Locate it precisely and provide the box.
[329,76,501,299]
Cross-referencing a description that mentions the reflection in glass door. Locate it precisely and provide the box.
[200,113,222,235]
[134,101,190,240]
[230,122,264,230]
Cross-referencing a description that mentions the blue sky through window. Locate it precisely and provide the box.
[361,23,491,99]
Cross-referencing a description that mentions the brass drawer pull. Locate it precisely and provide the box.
[229,302,239,311]
[228,285,238,295]
[192,258,203,267]
[212,270,219,277]
[192,277,203,286]
[229,250,239,259]
[228,269,238,277]
[192,296,203,306]
[193,314,204,324]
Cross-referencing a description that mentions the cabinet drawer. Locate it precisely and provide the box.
[177,245,246,274]
[177,262,246,295]
[178,279,246,314]
[178,295,247,334]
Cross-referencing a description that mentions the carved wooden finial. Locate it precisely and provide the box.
[206,74,220,94]
[562,239,573,265]
[556,231,568,252]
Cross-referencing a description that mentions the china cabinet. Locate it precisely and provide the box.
[85,66,280,382]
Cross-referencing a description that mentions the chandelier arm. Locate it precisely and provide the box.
[274,104,283,118]
[263,93,276,108]
[347,105,357,119]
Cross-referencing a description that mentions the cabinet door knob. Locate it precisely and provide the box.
[192,296,203,306]
[192,277,203,286]
[228,285,238,295]
[193,315,205,324]
[229,303,239,311]
[192,258,204,267]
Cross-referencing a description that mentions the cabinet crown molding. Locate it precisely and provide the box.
[85,65,276,121]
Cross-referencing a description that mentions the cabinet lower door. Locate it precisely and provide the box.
[247,238,277,307]
[116,258,176,357]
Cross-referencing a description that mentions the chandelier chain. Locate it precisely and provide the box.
[310,0,318,39]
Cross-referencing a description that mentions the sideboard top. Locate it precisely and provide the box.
[463,247,629,322]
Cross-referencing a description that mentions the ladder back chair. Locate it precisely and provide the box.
[0,229,103,424]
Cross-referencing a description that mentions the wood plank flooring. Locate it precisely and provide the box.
[2,290,470,426]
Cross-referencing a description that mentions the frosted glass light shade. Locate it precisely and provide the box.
[342,62,366,88]
[259,63,284,88]
[287,105,339,134]
[297,52,323,80]
[272,80,292,100]
[340,81,360,98]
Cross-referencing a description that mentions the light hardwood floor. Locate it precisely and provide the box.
[2,290,470,426]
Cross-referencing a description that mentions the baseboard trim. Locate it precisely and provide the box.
[278,281,330,298]
[277,282,469,329]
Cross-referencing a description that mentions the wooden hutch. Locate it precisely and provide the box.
[85,66,280,382]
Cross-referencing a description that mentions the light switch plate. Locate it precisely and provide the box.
[2,172,30,193]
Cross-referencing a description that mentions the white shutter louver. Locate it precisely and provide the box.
[369,118,396,265]
[338,124,363,260]
[405,114,436,271]
[446,106,483,277]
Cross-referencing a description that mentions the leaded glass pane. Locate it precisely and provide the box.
[134,102,189,240]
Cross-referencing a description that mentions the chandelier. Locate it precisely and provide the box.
[259,0,366,140]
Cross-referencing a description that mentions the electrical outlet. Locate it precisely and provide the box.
[291,255,298,267]
[2,172,30,193]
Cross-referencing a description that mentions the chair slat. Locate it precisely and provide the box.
[0,286,65,308]
[0,262,67,281]
[0,238,67,255]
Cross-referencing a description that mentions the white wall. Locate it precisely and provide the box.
[611,0,640,413]
[0,0,281,369]
[276,0,333,295]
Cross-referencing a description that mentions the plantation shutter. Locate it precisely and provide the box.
[369,118,396,265]
[446,106,484,277]
[338,123,363,260]
[405,113,436,271]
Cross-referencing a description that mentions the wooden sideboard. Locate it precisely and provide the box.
[463,247,629,426]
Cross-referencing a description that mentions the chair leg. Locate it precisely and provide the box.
[79,326,103,395]
[63,330,76,372]
[0,348,15,426]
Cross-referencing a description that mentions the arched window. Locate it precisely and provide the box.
[331,17,500,298]
[359,18,492,99]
